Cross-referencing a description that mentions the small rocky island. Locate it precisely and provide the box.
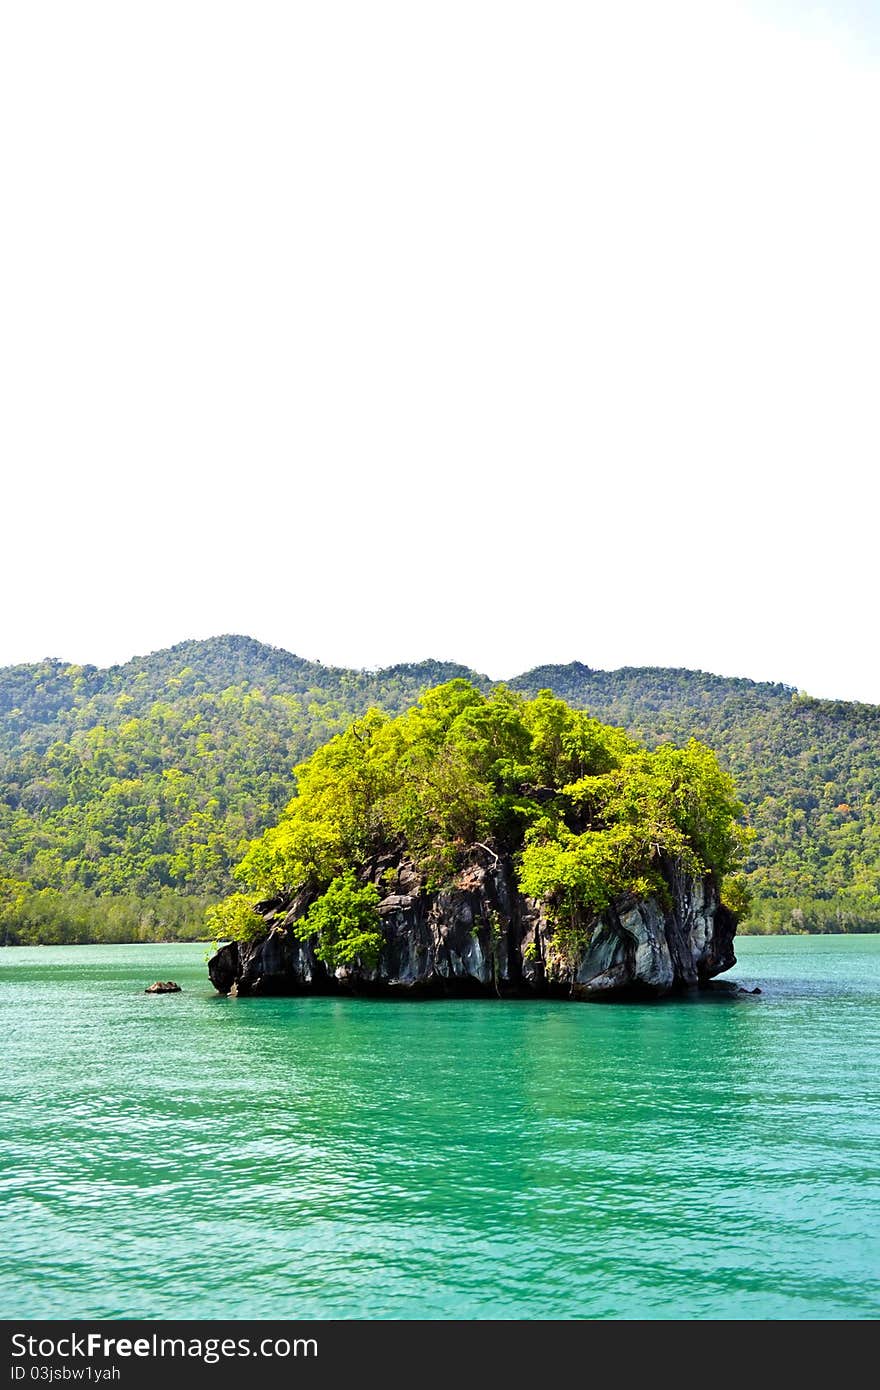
[208,681,747,1002]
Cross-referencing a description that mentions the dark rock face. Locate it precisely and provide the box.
[144,980,181,993]
[208,846,737,1001]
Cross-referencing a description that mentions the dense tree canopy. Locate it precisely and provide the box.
[208,681,749,968]
[0,635,878,941]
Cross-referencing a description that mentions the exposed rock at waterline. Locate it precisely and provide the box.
[144,980,181,993]
[208,844,736,1002]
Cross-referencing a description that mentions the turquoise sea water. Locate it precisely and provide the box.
[1,936,878,1320]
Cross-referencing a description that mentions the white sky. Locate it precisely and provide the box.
[1,2,878,699]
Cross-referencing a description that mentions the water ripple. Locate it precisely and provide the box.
[1,936,879,1318]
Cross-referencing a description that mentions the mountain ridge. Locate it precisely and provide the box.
[1,634,878,942]
[0,632,808,724]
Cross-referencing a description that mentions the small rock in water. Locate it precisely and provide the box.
[144,980,181,994]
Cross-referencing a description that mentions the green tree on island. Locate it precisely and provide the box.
[208,681,751,971]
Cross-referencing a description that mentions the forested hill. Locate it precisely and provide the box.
[0,636,483,757]
[1,635,878,941]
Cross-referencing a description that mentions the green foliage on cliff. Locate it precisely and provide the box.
[1,635,879,940]
[518,738,750,961]
[210,681,747,968]
[511,664,880,932]
[204,892,265,945]
[298,874,383,970]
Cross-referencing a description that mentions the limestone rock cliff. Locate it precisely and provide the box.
[208,845,736,1001]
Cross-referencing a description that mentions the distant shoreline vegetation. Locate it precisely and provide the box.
[0,884,210,945]
[1,635,878,944]
[738,900,880,936]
